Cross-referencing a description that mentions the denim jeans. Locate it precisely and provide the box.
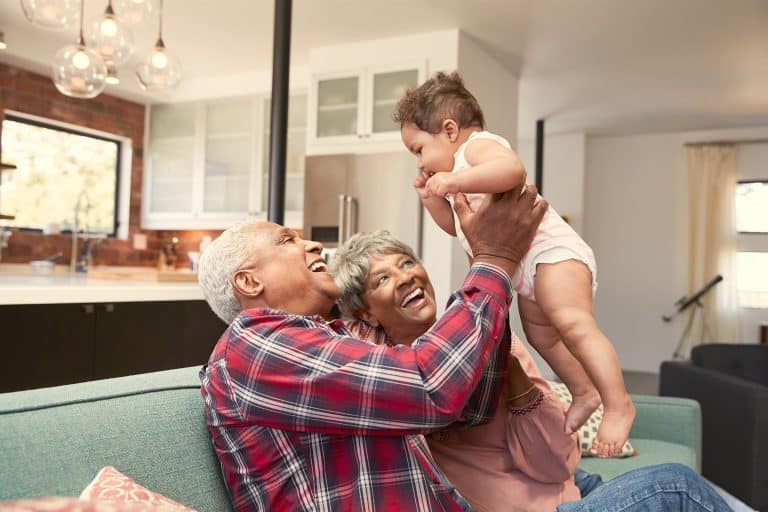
[557,463,734,512]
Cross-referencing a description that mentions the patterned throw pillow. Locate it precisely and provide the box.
[0,497,182,511]
[547,380,637,458]
[79,467,195,511]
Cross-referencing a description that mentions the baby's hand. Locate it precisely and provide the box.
[426,173,459,198]
[413,172,431,199]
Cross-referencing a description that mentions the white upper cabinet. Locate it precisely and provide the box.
[306,62,425,155]
[143,94,306,230]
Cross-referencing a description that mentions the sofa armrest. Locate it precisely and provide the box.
[628,393,702,471]
[660,361,768,508]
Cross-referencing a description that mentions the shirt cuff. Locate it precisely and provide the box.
[466,262,515,305]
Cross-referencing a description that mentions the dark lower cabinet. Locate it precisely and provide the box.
[0,300,226,393]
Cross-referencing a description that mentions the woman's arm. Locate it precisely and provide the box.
[504,350,581,483]
[222,264,513,436]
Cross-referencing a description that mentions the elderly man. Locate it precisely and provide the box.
[197,186,546,512]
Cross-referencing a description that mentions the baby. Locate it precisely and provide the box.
[393,71,635,457]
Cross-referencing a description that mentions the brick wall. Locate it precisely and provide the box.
[0,63,221,268]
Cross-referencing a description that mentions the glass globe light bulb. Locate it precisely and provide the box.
[52,42,107,98]
[136,41,181,91]
[20,0,81,30]
[100,17,117,37]
[112,0,152,25]
[86,12,134,64]
[72,50,91,70]
[151,49,168,69]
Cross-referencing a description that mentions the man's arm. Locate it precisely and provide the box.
[219,263,512,435]
[216,184,546,436]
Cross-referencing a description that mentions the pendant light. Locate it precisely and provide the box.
[52,0,107,98]
[113,0,152,25]
[20,0,80,30]
[135,0,180,91]
[86,0,133,64]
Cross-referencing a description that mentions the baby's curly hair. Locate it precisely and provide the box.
[393,71,484,134]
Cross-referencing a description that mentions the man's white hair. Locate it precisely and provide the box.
[198,218,265,324]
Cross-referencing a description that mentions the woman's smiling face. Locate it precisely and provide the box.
[360,252,437,345]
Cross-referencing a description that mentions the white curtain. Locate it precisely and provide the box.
[683,144,741,356]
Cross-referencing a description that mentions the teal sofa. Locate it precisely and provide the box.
[0,366,701,511]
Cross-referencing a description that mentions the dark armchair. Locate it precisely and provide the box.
[659,343,768,510]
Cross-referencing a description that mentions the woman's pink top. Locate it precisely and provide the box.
[346,320,582,511]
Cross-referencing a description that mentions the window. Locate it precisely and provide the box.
[736,180,768,308]
[0,113,122,236]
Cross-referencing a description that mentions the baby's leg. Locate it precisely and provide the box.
[517,296,600,433]
[535,260,636,458]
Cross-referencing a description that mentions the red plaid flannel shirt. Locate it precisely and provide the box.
[200,263,513,511]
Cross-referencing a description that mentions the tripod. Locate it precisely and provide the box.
[662,274,723,359]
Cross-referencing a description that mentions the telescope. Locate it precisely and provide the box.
[662,274,723,322]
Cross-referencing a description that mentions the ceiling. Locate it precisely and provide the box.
[1,0,767,140]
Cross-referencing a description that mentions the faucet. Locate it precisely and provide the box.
[70,190,90,273]
[0,228,11,264]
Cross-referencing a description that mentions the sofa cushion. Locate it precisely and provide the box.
[578,438,698,482]
[691,344,768,386]
[547,381,636,457]
[0,367,231,512]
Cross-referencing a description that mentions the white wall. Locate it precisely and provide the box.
[584,127,768,373]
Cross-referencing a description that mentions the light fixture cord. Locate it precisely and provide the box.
[159,0,164,41]
[78,0,86,45]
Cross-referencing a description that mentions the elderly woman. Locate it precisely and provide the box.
[330,230,735,512]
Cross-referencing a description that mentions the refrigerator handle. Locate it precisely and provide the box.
[346,196,358,242]
[338,195,347,246]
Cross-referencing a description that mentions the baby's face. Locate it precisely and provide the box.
[400,122,456,176]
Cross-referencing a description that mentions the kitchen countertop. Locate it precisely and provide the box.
[0,264,204,305]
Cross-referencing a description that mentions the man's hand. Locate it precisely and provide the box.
[425,173,459,198]
[453,184,547,278]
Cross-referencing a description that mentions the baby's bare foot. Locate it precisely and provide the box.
[564,387,601,434]
[590,396,636,457]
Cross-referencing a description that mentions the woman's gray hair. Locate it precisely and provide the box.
[330,230,420,318]
[197,218,263,324]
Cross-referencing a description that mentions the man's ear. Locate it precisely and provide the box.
[356,309,380,327]
[442,119,459,142]
[232,269,264,299]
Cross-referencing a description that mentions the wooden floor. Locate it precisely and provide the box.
[622,370,660,395]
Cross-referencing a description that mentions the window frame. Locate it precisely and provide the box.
[1,110,132,239]
[736,179,768,309]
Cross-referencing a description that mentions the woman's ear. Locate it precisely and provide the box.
[356,309,380,327]
[442,119,459,142]
[232,269,264,299]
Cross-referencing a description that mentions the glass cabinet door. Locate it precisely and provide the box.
[148,104,196,213]
[203,99,253,213]
[262,94,307,212]
[315,76,359,138]
[371,69,419,134]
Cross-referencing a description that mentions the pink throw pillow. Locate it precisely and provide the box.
[79,467,195,511]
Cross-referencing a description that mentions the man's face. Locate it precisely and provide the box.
[401,122,456,176]
[361,251,437,345]
[238,222,340,317]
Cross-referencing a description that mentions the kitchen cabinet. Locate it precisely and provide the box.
[306,62,425,155]
[0,300,226,393]
[143,94,306,230]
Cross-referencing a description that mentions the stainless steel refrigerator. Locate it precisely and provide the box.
[303,153,422,259]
